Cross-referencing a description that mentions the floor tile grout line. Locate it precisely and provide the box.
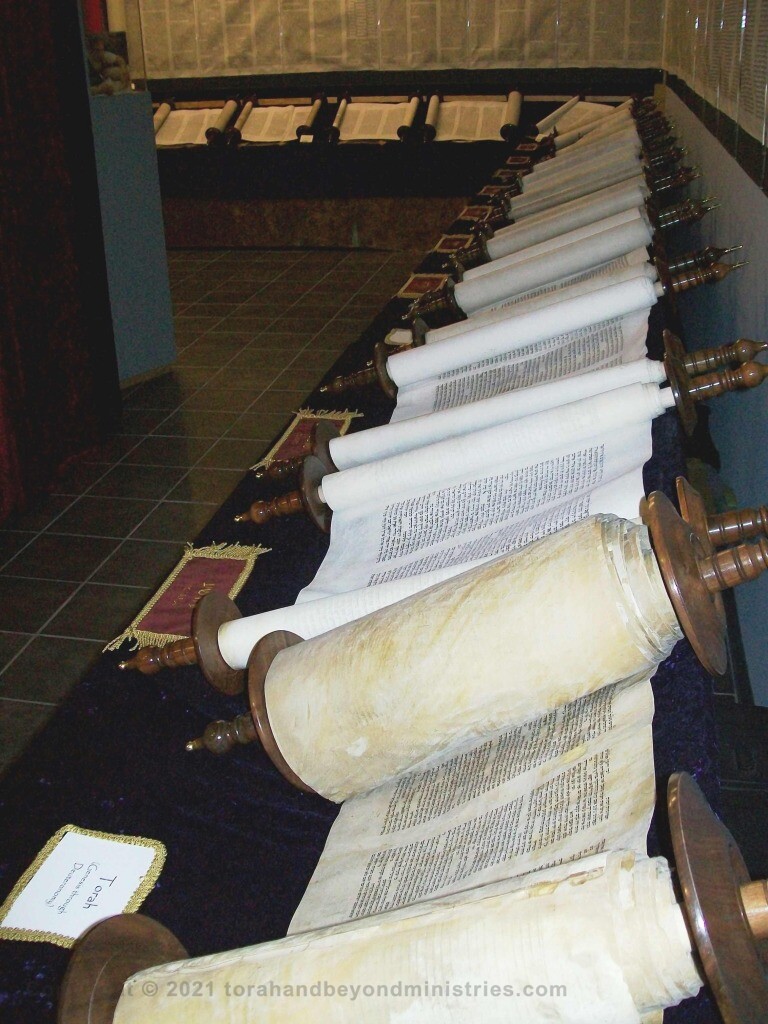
[0,247,420,716]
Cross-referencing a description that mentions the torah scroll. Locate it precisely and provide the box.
[113,851,701,1024]
[269,514,681,801]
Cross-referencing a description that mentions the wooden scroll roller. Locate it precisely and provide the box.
[203,99,240,148]
[252,420,341,484]
[190,497,768,787]
[56,771,768,1024]
[117,591,246,695]
[225,93,257,146]
[676,475,768,551]
[661,330,768,435]
[665,243,742,276]
[233,450,332,531]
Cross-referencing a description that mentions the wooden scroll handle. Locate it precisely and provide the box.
[642,490,768,676]
[472,200,510,230]
[253,420,341,483]
[319,339,397,399]
[668,771,768,1023]
[644,133,678,156]
[663,329,767,376]
[652,197,718,231]
[646,144,686,170]
[667,244,742,275]
[663,334,768,435]
[58,914,189,1024]
[447,229,492,274]
[676,476,768,551]
[408,280,467,330]
[647,165,701,195]
[117,592,246,695]
[664,259,747,295]
[185,629,317,796]
[235,453,331,533]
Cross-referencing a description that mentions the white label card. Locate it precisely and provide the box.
[0,824,166,947]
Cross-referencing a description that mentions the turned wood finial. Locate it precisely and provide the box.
[664,335,768,435]
[253,453,306,483]
[697,535,768,592]
[234,488,305,525]
[653,196,718,230]
[185,713,256,754]
[253,421,340,484]
[646,144,686,170]
[319,339,397,399]
[235,455,331,532]
[676,476,768,552]
[649,165,700,194]
[118,592,245,694]
[667,244,742,275]
[185,629,315,794]
[408,281,467,330]
[119,637,196,674]
[664,330,767,376]
[667,259,748,293]
[318,361,378,395]
[684,359,768,400]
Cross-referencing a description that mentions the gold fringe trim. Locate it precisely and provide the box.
[250,407,362,472]
[103,542,269,652]
[0,824,166,948]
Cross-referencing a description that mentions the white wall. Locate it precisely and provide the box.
[665,89,768,705]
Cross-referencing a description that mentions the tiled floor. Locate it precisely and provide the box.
[0,246,422,775]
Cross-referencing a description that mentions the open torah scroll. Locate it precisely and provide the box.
[114,671,701,1022]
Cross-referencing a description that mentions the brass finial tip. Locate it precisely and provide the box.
[233,512,248,523]
[731,260,750,270]
[723,244,743,255]
[185,738,203,752]
[318,384,329,393]
[118,661,128,670]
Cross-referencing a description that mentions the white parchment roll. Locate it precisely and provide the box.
[329,359,667,471]
[453,214,652,315]
[425,94,440,129]
[319,383,667,518]
[507,162,646,219]
[264,514,681,800]
[554,111,635,150]
[504,90,522,127]
[517,145,640,197]
[525,130,641,180]
[390,272,658,384]
[217,561,486,669]
[535,95,581,134]
[152,103,172,133]
[114,853,701,1024]
[464,207,644,283]
[485,180,649,263]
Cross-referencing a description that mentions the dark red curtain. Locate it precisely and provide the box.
[0,0,121,524]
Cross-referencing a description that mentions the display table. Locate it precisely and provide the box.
[0,142,723,1024]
